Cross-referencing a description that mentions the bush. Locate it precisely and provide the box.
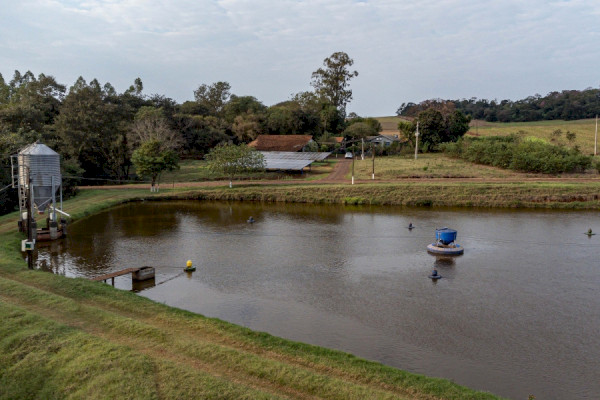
[441,134,591,174]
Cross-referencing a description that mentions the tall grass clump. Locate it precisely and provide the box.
[442,134,592,174]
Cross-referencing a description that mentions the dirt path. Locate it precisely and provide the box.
[324,158,351,182]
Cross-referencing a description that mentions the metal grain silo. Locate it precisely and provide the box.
[17,142,61,212]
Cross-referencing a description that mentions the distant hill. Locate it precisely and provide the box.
[397,88,600,123]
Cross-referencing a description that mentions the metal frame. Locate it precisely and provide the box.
[12,149,65,226]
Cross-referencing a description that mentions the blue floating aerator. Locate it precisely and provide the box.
[427,227,464,255]
[435,228,457,245]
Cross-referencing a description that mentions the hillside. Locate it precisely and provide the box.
[375,117,599,155]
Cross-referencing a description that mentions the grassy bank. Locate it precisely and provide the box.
[152,181,600,209]
[0,185,511,399]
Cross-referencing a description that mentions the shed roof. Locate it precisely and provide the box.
[248,135,313,152]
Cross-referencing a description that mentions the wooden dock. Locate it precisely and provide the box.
[91,267,155,286]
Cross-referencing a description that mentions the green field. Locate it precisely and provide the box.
[352,153,566,180]
[468,119,599,154]
[160,159,336,184]
[375,116,600,155]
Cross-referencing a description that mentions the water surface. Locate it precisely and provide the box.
[36,201,600,399]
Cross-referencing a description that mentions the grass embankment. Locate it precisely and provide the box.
[166,182,600,208]
[0,187,506,399]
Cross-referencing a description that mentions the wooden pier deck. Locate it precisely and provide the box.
[91,268,141,284]
[91,266,156,286]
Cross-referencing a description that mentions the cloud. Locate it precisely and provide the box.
[1,0,599,115]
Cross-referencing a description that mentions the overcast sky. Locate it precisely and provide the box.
[1,0,599,116]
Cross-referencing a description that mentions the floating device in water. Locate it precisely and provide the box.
[184,259,196,272]
[586,228,595,236]
[429,269,442,280]
[247,216,255,223]
[427,227,464,255]
[408,222,415,230]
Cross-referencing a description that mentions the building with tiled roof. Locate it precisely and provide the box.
[248,135,314,152]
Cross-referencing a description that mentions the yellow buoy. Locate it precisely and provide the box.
[184,260,196,272]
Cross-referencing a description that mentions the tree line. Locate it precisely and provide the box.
[0,52,366,214]
[397,88,600,122]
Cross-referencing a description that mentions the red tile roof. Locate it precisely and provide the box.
[248,135,313,152]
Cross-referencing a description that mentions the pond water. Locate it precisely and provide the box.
[36,201,600,399]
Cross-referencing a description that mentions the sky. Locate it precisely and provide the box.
[1,0,599,116]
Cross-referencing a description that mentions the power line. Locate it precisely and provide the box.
[62,175,152,184]
[0,183,14,194]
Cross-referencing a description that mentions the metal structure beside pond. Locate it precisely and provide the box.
[11,142,69,242]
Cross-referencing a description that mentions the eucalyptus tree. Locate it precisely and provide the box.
[53,77,144,180]
[310,52,358,118]
[194,81,231,116]
[0,70,65,134]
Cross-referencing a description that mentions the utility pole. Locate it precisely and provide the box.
[351,149,355,185]
[414,121,420,160]
[371,144,375,180]
[361,138,364,160]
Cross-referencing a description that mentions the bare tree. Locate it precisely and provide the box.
[129,107,182,152]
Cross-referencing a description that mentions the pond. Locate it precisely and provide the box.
[35,201,600,399]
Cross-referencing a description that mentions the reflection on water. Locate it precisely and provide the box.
[36,201,600,400]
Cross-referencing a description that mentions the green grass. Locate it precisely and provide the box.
[160,159,335,184]
[352,152,599,180]
[3,179,600,398]
[374,116,411,132]
[352,154,532,180]
[468,119,600,155]
[0,186,511,399]
[375,116,600,155]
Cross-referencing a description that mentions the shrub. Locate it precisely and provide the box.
[441,134,591,174]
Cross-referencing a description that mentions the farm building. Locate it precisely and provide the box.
[248,135,315,152]
[366,134,401,147]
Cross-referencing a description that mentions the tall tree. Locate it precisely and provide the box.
[53,78,132,179]
[0,71,65,134]
[129,106,181,151]
[194,81,231,116]
[232,113,263,143]
[310,52,358,117]
[223,95,266,123]
[343,122,377,139]
[398,108,470,151]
